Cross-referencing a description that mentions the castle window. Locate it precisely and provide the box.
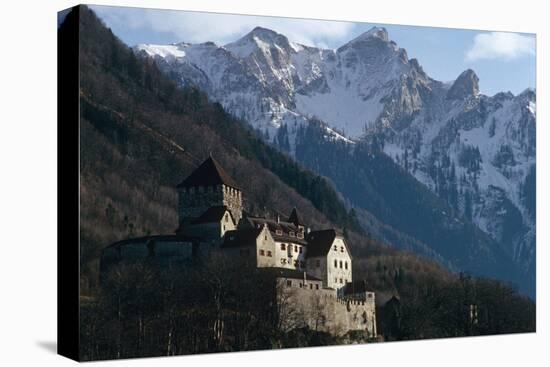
[335,277,338,283]
[340,278,343,284]
[225,214,228,222]
[259,249,265,256]
[294,245,298,253]
[267,251,272,257]
[310,283,313,290]
[299,246,303,254]
[280,243,286,251]
[316,284,319,290]
[341,246,344,252]
[340,261,343,269]
[345,262,348,270]
[334,260,338,268]
[289,231,295,237]
[276,229,283,235]
[297,233,304,239]
[299,283,303,288]
[287,280,292,287]
[316,259,321,268]
[334,246,337,251]
[294,260,299,267]
[265,234,268,240]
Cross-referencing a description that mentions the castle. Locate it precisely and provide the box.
[101,156,377,337]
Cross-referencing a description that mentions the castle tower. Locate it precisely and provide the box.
[176,157,243,227]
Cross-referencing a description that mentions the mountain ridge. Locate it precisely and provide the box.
[133,25,535,296]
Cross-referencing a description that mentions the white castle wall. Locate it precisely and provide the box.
[326,237,352,289]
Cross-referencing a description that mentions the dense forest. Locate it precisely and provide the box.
[64,6,535,360]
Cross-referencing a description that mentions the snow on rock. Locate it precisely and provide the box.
[134,26,536,275]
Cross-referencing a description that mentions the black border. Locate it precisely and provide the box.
[57,5,81,361]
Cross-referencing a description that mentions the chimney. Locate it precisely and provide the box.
[277,213,280,223]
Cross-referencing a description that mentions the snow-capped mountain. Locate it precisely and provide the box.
[135,26,536,283]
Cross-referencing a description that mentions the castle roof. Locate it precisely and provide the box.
[288,207,305,227]
[191,205,234,225]
[221,228,262,248]
[246,216,308,245]
[306,229,351,258]
[306,229,336,257]
[177,156,240,190]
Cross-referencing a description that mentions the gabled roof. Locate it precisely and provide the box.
[246,216,308,245]
[177,156,240,190]
[306,229,337,258]
[221,228,262,248]
[288,207,305,227]
[306,229,352,259]
[191,206,234,225]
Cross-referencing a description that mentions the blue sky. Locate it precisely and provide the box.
[90,5,536,96]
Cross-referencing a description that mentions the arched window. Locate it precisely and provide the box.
[334,259,338,268]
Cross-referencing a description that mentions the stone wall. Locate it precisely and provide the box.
[277,278,377,337]
[178,185,224,223]
[306,256,327,286]
[178,184,243,225]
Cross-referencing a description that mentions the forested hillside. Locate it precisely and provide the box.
[293,120,525,290]
[67,6,534,359]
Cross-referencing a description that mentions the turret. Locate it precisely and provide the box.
[176,157,243,228]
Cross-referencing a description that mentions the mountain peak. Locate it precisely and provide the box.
[351,27,389,43]
[447,69,479,100]
[249,26,279,38]
[337,26,391,53]
[240,26,288,45]
[225,26,292,57]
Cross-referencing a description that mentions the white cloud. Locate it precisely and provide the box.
[91,5,355,48]
[465,32,535,61]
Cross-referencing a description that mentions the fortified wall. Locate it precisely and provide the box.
[277,279,377,337]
